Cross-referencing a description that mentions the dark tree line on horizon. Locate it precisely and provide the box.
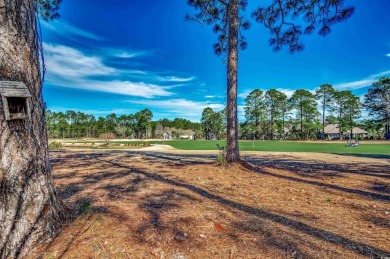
[201,78,390,141]
[45,108,203,139]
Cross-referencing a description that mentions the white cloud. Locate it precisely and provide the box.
[43,43,116,78]
[109,49,149,59]
[385,53,390,58]
[128,98,224,117]
[205,95,216,98]
[334,79,377,90]
[46,77,173,99]
[43,43,173,98]
[41,20,104,41]
[238,89,252,98]
[334,70,390,90]
[275,88,295,98]
[370,70,390,78]
[238,105,246,121]
[157,76,195,82]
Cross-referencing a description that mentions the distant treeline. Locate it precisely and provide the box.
[46,78,389,141]
[46,109,202,139]
[201,79,389,141]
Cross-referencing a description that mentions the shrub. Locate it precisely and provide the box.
[99,132,116,143]
[48,141,63,149]
[78,200,92,215]
[216,144,226,165]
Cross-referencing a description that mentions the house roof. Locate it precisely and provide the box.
[182,129,196,135]
[163,127,195,135]
[324,124,340,134]
[324,124,368,134]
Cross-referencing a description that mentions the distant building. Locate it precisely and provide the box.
[273,126,291,139]
[322,124,368,139]
[180,129,196,139]
[163,127,196,140]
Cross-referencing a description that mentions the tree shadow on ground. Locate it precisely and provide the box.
[369,181,390,194]
[40,197,109,258]
[49,151,390,258]
[136,189,204,248]
[243,162,390,201]
[333,153,390,160]
[244,154,390,180]
[233,217,307,258]
[97,158,390,258]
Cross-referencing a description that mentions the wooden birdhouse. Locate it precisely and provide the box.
[0,81,31,120]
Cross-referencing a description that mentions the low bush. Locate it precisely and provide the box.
[48,141,63,149]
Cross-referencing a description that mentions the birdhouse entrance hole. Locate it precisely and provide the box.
[5,97,29,120]
[0,81,32,121]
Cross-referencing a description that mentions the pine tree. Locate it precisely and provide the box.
[187,0,354,161]
[364,77,390,140]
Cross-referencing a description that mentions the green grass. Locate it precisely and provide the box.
[148,140,390,156]
[57,139,390,157]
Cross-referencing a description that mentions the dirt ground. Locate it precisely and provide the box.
[31,149,390,258]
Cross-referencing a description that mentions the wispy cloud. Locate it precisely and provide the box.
[334,70,390,90]
[107,49,150,59]
[275,88,295,98]
[385,53,390,58]
[43,43,115,78]
[238,89,252,98]
[41,20,104,41]
[238,105,246,121]
[157,76,195,82]
[43,43,173,98]
[128,98,224,118]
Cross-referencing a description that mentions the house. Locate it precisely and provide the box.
[163,127,196,140]
[273,126,291,139]
[180,129,196,140]
[323,124,368,140]
[163,127,174,140]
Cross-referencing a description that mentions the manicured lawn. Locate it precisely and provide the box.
[55,139,389,157]
[150,140,390,156]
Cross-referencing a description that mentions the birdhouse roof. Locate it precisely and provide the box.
[0,81,31,97]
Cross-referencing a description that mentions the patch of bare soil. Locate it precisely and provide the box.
[30,150,390,258]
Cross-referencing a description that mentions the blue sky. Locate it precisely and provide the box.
[42,0,390,121]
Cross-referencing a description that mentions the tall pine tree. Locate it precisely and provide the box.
[187,0,354,161]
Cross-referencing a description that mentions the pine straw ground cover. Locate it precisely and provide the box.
[31,151,389,259]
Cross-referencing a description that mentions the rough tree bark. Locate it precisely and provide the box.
[0,0,65,258]
[321,98,326,140]
[339,109,343,140]
[225,0,240,163]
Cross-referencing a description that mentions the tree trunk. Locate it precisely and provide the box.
[350,113,353,140]
[322,98,325,140]
[225,0,239,163]
[270,109,274,140]
[339,109,343,140]
[0,1,65,257]
[282,112,285,140]
[300,105,303,140]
